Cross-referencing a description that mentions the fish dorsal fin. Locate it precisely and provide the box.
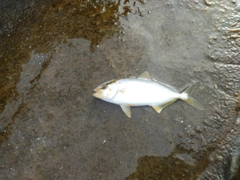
[138,71,152,80]
[120,105,131,118]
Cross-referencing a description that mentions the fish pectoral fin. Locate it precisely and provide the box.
[152,101,176,114]
[138,71,152,80]
[120,105,131,118]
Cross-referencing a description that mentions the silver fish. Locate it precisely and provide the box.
[93,71,204,118]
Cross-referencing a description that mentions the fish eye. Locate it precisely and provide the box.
[99,79,116,90]
[102,85,107,89]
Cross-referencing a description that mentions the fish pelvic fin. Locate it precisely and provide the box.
[180,82,204,110]
[120,105,131,118]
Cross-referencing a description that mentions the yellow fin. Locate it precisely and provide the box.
[152,100,177,113]
[138,71,152,80]
[181,82,204,110]
[152,105,162,113]
[152,105,165,113]
[120,105,131,118]
[185,97,204,110]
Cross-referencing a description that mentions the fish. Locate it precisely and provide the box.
[93,71,204,118]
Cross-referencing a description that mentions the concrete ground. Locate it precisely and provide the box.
[0,0,239,179]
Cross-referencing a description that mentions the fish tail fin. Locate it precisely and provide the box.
[180,82,204,110]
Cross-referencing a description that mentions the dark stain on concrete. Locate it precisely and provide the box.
[0,0,125,114]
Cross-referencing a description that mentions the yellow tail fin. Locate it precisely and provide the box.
[181,82,204,110]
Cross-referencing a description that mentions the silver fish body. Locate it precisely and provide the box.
[93,71,204,118]
[105,78,179,106]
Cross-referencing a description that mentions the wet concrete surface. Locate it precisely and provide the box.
[0,0,240,179]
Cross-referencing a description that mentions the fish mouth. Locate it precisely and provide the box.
[93,89,102,98]
[92,92,98,97]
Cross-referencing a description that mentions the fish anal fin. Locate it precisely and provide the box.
[152,105,164,113]
[152,100,177,114]
[120,105,131,118]
[138,71,152,80]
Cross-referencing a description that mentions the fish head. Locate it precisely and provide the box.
[93,79,118,100]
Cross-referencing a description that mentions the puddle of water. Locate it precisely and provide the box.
[0,0,124,114]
